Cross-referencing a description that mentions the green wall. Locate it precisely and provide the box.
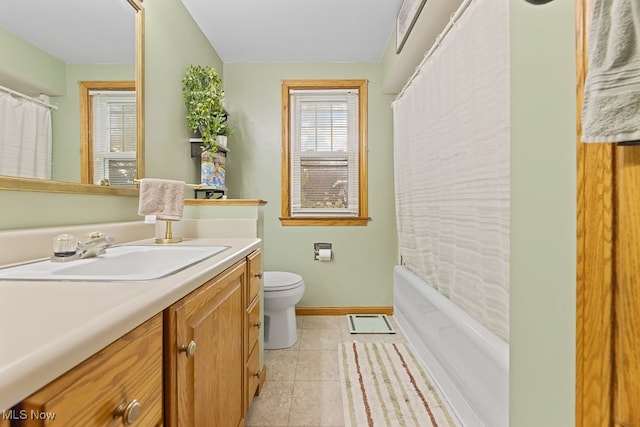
[144,0,223,184]
[0,27,65,96]
[224,63,398,306]
[509,1,576,425]
[0,191,140,230]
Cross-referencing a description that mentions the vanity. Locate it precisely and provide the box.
[0,217,266,426]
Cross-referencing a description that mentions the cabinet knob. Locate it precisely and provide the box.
[253,321,262,329]
[254,272,263,279]
[113,399,142,425]
[253,368,262,379]
[179,340,197,358]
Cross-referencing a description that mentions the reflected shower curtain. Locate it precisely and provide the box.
[392,0,510,341]
[0,92,52,179]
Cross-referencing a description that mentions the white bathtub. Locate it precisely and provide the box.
[393,266,509,427]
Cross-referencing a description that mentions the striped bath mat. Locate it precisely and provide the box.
[338,342,456,427]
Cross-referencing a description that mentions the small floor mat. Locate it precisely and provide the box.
[347,314,396,334]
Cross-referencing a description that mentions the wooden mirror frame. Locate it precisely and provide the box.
[0,0,145,197]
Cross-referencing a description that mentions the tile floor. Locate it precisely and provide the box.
[246,315,409,427]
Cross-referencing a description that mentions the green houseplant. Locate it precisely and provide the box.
[182,65,227,153]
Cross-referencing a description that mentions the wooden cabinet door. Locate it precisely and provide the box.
[165,260,245,427]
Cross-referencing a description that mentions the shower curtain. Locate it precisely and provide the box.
[392,0,510,341]
[0,92,53,180]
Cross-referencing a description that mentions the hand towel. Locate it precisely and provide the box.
[582,0,640,143]
[137,178,185,221]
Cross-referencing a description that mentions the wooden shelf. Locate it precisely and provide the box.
[185,199,268,206]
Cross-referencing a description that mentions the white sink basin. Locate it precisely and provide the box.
[0,245,229,281]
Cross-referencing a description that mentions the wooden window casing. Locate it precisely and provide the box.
[280,79,369,226]
[79,81,136,186]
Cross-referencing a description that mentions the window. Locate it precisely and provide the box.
[91,91,136,186]
[281,80,368,226]
[80,81,137,187]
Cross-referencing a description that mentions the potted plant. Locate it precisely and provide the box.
[182,65,232,186]
[182,64,227,153]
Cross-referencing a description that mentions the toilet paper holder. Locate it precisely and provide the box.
[313,242,332,261]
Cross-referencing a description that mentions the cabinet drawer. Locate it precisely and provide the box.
[20,314,163,427]
[247,250,262,304]
[247,298,261,351]
[246,346,261,409]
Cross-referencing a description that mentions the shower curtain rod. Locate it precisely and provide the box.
[0,84,58,110]
[396,0,474,100]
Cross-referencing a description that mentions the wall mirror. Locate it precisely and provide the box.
[0,0,144,196]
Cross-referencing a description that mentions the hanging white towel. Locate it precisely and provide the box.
[582,0,640,143]
[137,178,185,221]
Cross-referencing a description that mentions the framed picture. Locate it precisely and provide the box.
[396,0,427,53]
[200,151,226,189]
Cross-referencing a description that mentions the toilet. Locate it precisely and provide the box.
[263,271,305,349]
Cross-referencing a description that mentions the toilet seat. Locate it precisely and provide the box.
[264,271,303,292]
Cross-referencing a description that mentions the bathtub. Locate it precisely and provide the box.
[393,266,509,427]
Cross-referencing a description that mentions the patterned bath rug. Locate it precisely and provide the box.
[338,341,456,427]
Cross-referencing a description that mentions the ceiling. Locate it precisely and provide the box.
[180,0,405,63]
[1,0,403,65]
[0,0,135,64]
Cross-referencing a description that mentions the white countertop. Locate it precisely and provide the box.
[0,237,261,411]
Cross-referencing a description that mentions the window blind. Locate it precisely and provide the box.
[290,89,359,216]
[91,91,136,186]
